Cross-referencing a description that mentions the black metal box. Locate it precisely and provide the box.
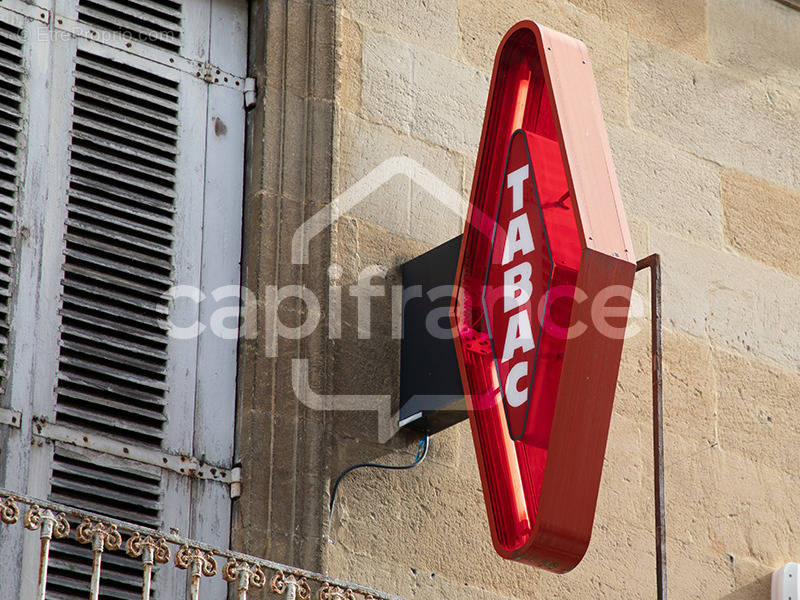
[399,235,467,434]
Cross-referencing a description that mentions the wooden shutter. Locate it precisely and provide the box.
[0,14,25,396]
[0,0,247,598]
[47,39,191,599]
[76,0,183,53]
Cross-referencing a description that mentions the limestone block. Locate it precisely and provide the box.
[339,17,363,113]
[362,30,415,131]
[630,37,800,191]
[457,0,630,124]
[713,347,800,476]
[721,170,800,278]
[709,0,800,89]
[337,113,464,244]
[608,123,723,247]
[649,228,800,368]
[342,0,459,57]
[570,0,708,59]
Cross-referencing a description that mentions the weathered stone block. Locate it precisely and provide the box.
[630,37,800,191]
[361,30,415,131]
[665,536,734,598]
[338,17,363,113]
[342,0,459,57]
[721,170,800,278]
[457,0,630,125]
[709,0,800,89]
[728,555,773,600]
[337,113,464,244]
[608,123,723,247]
[650,228,800,368]
[540,521,655,598]
[713,346,800,476]
[665,447,800,566]
[570,0,708,59]
[410,48,490,155]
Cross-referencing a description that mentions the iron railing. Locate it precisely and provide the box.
[0,488,406,600]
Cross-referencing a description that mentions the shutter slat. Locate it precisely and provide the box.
[60,306,169,346]
[58,355,169,392]
[76,47,180,99]
[72,97,178,143]
[56,387,166,423]
[57,371,166,407]
[65,221,173,263]
[71,129,177,171]
[69,158,177,200]
[59,337,167,374]
[63,245,173,287]
[72,112,178,156]
[0,67,23,88]
[80,0,181,32]
[77,0,182,53]
[67,198,174,240]
[61,288,169,327]
[0,104,23,123]
[69,175,177,215]
[73,86,179,128]
[75,69,181,114]
[56,404,166,443]
[69,145,176,186]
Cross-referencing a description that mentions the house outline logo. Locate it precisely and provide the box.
[289,156,468,442]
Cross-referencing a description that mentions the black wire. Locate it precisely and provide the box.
[329,435,430,517]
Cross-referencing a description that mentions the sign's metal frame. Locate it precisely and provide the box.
[450,20,637,572]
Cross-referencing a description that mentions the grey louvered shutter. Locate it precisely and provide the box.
[0,0,52,497]
[0,0,247,598]
[0,15,25,398]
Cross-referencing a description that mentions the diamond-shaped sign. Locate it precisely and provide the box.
[450,21,636,572]
[481,130,555,441]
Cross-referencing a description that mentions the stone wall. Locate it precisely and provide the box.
[236,0,800,598]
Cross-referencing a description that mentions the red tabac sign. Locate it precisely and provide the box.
[451,21,636,572]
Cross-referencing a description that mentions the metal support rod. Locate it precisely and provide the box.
[141,546,154,600]
[236,569,249,600]
[189,560,202,600]
[89,539,103,600]
[636,253,666,600]
[35,515,53,600]
[24,507,69,600]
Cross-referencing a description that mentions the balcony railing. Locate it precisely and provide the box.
[0,488,405,600]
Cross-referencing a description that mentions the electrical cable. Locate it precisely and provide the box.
[329,435,430,517]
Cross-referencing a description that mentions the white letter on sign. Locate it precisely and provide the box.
[507,164,529,212]
[501,309,534,362]
[504,362,528,407]
[502,213,535,265]
[503,262,532,312]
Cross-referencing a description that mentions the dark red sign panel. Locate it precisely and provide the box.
[451,21,636,572]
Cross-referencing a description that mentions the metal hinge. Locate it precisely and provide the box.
[192,61,247,91]
[229,467,242,499]
[31,417,242,498]
[244,77,257,110]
